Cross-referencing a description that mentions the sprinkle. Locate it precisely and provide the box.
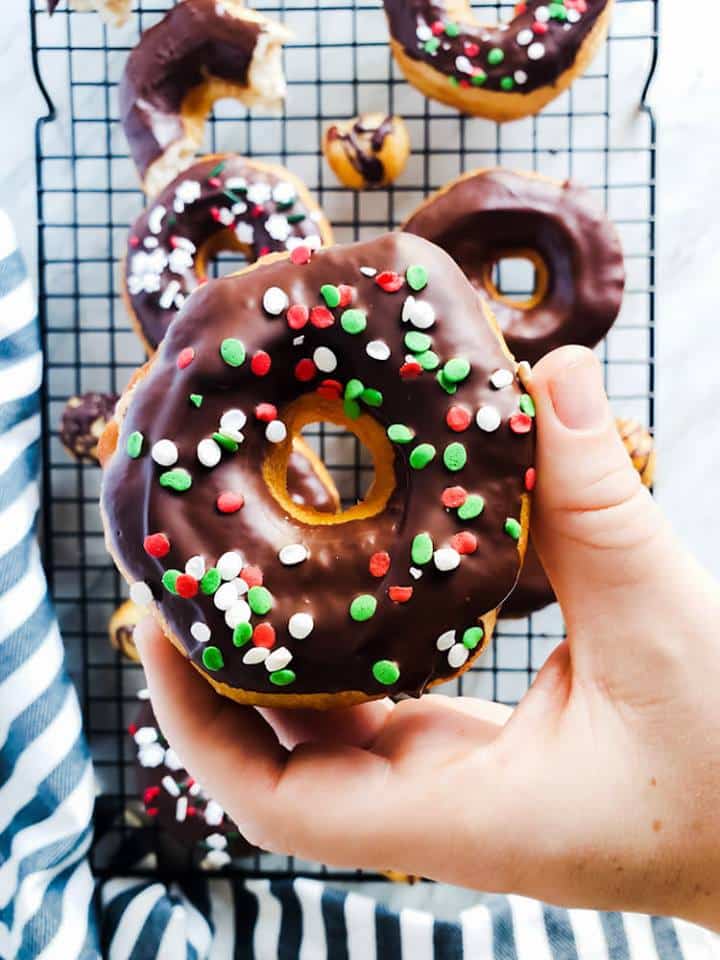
[441,486,467,508]
[345,379,364,401]
[295,358,317,382]
[360,265,377,277]
[476,405,502,432]
[448,644,469,668]
[279,543,308,566]
[212,432,239,453]
[361,388,383,407]
[270,669,296,686]
[519,393,536,417]
[405,330,432,354]
[350,594,377,622]
[217,551,243,581]
[367,340,391,361]
[436,629,455,651]
[409,443,436,470]
[525,467,537,491]
[402,296,435,329]
[387,423,415,444]
[436,370,457,395]
[159,468,192,492]
[265,647,292,672]
[151,439,178,466]
[241,565,263,587]
[444,21,459,36]
[451,531,478,555]
[515,69,528,84]
[399,360,423,380]
[443,441,467,472]
[177,347,195,369]
[130,581,153,607]
[443,357,471,384]
[505,517,522,540]
[490,368,513,389]
[463,626,484,649]
[220,408,247,432]
[344,398,361,419]
[373,660,400,685]
[406,264,428,291]
[517,27,533,45]
[340,309,367,335]
[244,646,269,665]
[509,413,533,434]
[320,284,341,308]
[202,646,224,671]
[446,405,472,432]
[487,47,504,65]
[309,346,336,374]
[200,568,221,594]
[216,491,244,513]
[388,585,413,603]
[197,438,221,467]
[232,622,253,648]
[500,76,514,91]
[458,493,485,520]
[232,577,249,597]
[191,622,211,644]
[411,532,433,566]
[417,350,440,371]
[251,351,272,376]
[160,775,180,798]
[290,245,311,265]
[148,205,166,235]
[190,393,203,408]
[310,306,334,328]
[265,420,287,443]
[528,41,546,60]
[434,547,461,572]
[255,403,278,422]
[220,338,246,367]
[213,582,238,611]
[317,379,342,400]
[252,622,275,648]
[375,271,403,293]
[369,551,391,577]
[159,280,181,310]
[409,566,422,580]
[338,284,355,307]
[262,286,289,316]
[183,554,204,580]
[288,612,314,639]
[225,599,252,628]
[143,533,169,558]
[127,431,144,458]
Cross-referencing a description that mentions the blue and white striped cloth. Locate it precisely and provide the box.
[1,207,717,958]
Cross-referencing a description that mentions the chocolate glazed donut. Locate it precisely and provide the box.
[100,233,535,708]
[382,0,614,121]
[403,168,625,365]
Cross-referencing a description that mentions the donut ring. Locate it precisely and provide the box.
[119,0,291,196]
[382,0,614,121]
[100,233,535,708]
[323,113,411,190]
[123,154,333,354]
[403,168,624,365]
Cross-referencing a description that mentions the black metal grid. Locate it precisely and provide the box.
[30,0,658,878]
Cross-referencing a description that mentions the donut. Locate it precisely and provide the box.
[403,168,625,365]
[130,696,255,868]
[109,599,143,661]
[119,0,292,196]
[60,391,118,463]
[100,232,535,708]
[323,114,411,190]
[46,0,130,26]
[123,155,333,353]
[502,418,655,618]
[382,0,613,121]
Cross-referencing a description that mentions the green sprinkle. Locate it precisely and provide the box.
[350,594,377,622]
[159,468,192,492]
[406,264,428,291]
[361,387,383,407]
[320,284,341,308]
[344,378,364,401]
[505,517,522,541]
[444,21,459,36]
[212,432,239,453]
[405,330,432,354]
[248,585,273,615]
[458,494,485,520]
[500,76,514,91]
[417,350,440,371]
[462,626,484,650]
[202,646,224,671]
[444,441,467,472]
[200,568,221,595]
[233,622,253,647]
[411,532,434,566]
[471,71,487,86]
[208,160,227,177]
[270,668,296,686]
[341,309,367,335]
[161,570,180,594]
[127,431,144,458]
[409,443,436,470]
[443,357,471,383]
[387,423,415,444]
[286,212,306,224]
[220,338,246,367]
[549,1,568,19]
[424,37,440,54]
[223,189,244,205]
[189,393,203,408]
[448,76,460,88]
[436,370,458,395]
[372,659,400,686]
[488,47,504,66]
[344,398,361,420]
[520,393,536,417]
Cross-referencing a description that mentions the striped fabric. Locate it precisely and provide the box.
[1,208,717,958]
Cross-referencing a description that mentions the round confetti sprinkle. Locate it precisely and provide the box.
[151,439,178,467]
[191,622,211,644]
[185,555,204,580]
[446,405,472,432]
[320,284,341,308]
[462,626,484,650]
[387,423,415,444]
[232,622,253,647]
[411,532,433,566]
[528,41,545,60]
[255,403,277,422]
[265,647,292,672]
[127,431,144,458]
[295,358,317,382]
[217,551,243,581]
[338,284,354,306]
[197,438,221,468]
[252,622,276,648]
[143,533,169,558]
[270,669,296,687]
[244,646,269,665]
[360,265,377,277]
[399,360,423,380]
[375,271,403,293]
[225,599,252,629]
[287,304,309,330]
[251,351,272,376]
[434,547,461,572]
[263,286,289,315]
[216,491,244,513]
[200,568,221,594]
[202,646,224,671]
[214,581,238,611]
[405,330,432,354]
[372,660,400,685]
[266,420,287,443]
[279,544,308,566]
[340,309,367,335]
[248,586,272,615]
[487,47,504,65]
[490,368,513,389]
[443,357,471,383]
[290,245,311,265]
[451,531,478,555]
[130,581,153,607]
[505,517,522,540]
[402,296,435,329]
[345,379,364,401]
[288,612,314,639]
[221,409,247,432]
[350,594,377,622]
[177,347,195,369]
[313,346,337,373]
[161,570,178,594]
[175,574,198,598]
[409,443,436,470]
[369,551,391,577]
[441,486,467,508]
[220,338,246,367]
[388,585,413,603]
[509,413,533,434]
[525,467,537,491]
[310,306,334,328]
[443,441,467,472]
[436,370,457,395]
[417,350,440,371]
[448,644,469,669]
[159,468,192,492]
[519,393,536,417]
[436,629,456,651]
[362,388,383,407]
[476,405,502,432]
[189,393,203,408]
[457,493,485,520]
[366,340,390,361]
[241,565,263,587]
[213,432,239,453]
[406,264,428,291]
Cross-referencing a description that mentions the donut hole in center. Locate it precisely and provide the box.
[299,422,374,508]
[483,250,548,311]
[197,230,251,281]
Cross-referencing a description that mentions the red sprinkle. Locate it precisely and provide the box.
[369,551,391,578]
[317,379,343,400]
[524,467,537,491]
[388,585,413,603]
[509,413,533,435]
[464,41,480,57]
[533,20,548,34]
[259,245,271,257]
[127,723,138,736]
[207,176,221,188]
[290,245,312,265]
[338,284,355,307]
[143,532,170,558]
[451,531,478,555]
[431,19,445,34]
[129,235,140,248]
[143,786,160,805]
[251,351,272,376]
[441,486,468,508]
[446,405,472,432]
[255,402,278,422]
[295,358,317,382]
[176,574,199,599]
[253,622,276,649]
[400,360,423,380]
[310,306,335,329]
[216,491,244,514]
[375,270,404,293]
[186,806,198,818]
[241,565,263,587]
[251,204,264,218]
[146,807,159,817]
[210,206,222,222]
[177,347,195,370]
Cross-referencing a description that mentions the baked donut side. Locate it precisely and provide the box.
[383,0,613,121]
[403,167,625,365]
[47,0,131,27]
[119,0,292,196]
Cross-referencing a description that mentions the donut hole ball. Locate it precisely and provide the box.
[322,113,410,190]
[60,391,118,463]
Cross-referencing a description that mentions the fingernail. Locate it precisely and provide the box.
[548,348,607,430]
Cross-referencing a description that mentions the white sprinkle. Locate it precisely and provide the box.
[231,577,249,597]
[134,725,158,746]
[402,295,436,329]
[436,629,456,651]
[366,339,391,361]
[164,748,182,771]
[247,181,272,205]
[490,368,514,389]
[535,5,550,22]
[455,55,473,74]
[175,179,201,206]
[188,782,201,797]
[130,581,153,607]
[206,833,228,850]
[514,69,528,85]
[434,547,461,572]
[148,205,167,235]
[225,600,251,629]
[516,28,533,46]
[220,408,247,432]
[205,800,224,825]
[143,236,159,250]
[217,551,243,581]
[202,849,231,870]
[265,213,291,242]
[448,643,469,669]
[218,427,244,444]
[168,247,193,274]
[272,181,296,206]
[288,612,313,639]
[279,543,309,566]
[175,796,188,822]
[527,41,546,60]
[162,774,180,797]
[476,405,502,432]
[415,24,431,41]
[197,437,221,468]
[265,420,287,443]
[567,8,580,22]
[360,265,377,277]
[236,221,254,245]
[137,687,151,701]
[214,582,239,611]
[226,176,247,192]
[138,743,165,768]
[265,647,293,672]
[243,646,269,665]
[151,438,178,466]
[293,336,305,347]
[191,621,211,644]
[216,207,235,227]
[263,286,289,316]
[174,293,186,310]
[409,566,422,580]
[172,236,196,253]
[159,279,182,310]
[313,346,337,373]
[231,201,248,216]
[185,555,205,579]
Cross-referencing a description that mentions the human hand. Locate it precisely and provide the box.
[136,345,720,929]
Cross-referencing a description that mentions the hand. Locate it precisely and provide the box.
[136,346,720,929]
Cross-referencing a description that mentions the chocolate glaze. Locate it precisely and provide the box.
[102,233,534,699]
[46,0,60,12]
[326,115,395,185]
[287,450,337,514]
[60,391,118,463]
[119,0,262,184]
[125,155,328,351]
[403,169,624,365]
[382,0,610,94]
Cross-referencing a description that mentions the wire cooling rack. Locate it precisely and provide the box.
[30,0,658,878]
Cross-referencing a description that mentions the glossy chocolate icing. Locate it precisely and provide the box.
[403,169,624,365]
[102,233,534,698]
[287,450,337,514]
[382,0,610,94]
[125,155,328,351]
[326,115,395,185]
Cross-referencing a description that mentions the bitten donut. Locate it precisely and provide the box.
[502,417,655,618]
[119,0,291,196]
[403,168,624,365]
[100,233,535,708]
[323,114,411,190]
[60,391,118,463]
[46,0,130,26]
[382,0,613,121]
[124,154,333,353]
[109,599,143,661]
